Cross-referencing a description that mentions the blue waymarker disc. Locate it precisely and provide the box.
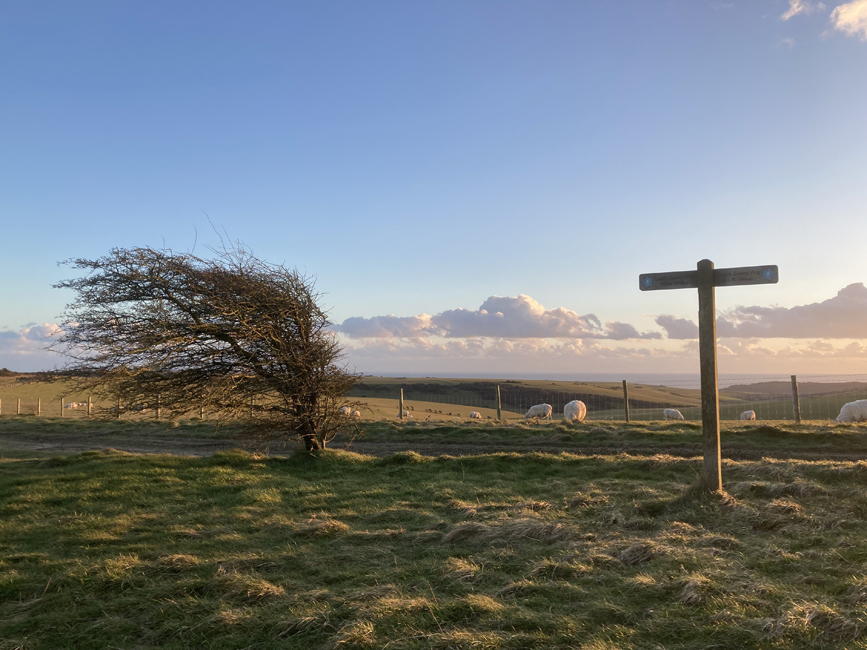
[643,277,652,288]
[763,269,773,280]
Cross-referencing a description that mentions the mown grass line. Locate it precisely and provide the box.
[3,447,867,649]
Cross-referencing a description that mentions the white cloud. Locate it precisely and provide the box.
[781,0,825,20]
[657,283,867,339]
[336,294,662,341]
[0,323,63,371]
[780,37,796,47]
[830,0,867,39]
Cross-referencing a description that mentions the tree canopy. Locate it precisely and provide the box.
[53,246,359,450]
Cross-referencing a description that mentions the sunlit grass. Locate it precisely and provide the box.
[3,447,867,648]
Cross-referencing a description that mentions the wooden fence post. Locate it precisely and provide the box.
[87,396,92,417]
[622,380,630,423]
[60,397,64,417]
[37,398,41,416]
[399,388,404,419]
[496,385,502,420]
[156,393,161,420]
[0,398,2,415]
[697,259,722,492]
[117,397,121,418]
[17,398,21,415]
[200,405,205,420]
[791,375,802,424]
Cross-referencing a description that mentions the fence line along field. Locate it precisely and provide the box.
[4,372,867,422]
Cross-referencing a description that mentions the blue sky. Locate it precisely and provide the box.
[2,1,867,375]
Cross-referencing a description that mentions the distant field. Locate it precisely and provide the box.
[3,374,866,422]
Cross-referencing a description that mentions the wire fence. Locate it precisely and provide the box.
[360,374,867,422]
[2,373,867,422]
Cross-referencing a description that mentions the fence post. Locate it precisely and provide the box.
[697,258,722,492]
[37,398,41,416]
[496,385,502,420]
[17,398,21,415]
[200,405,205,420]
[250,395,254,419]
[60,397,64,417]
[791,375,802,424]
[87,396,92,417]
[0,398,2,415]
[399,388,404,419]
[117,397,121,418]
[156,393,161,420]
[622,380,630,423]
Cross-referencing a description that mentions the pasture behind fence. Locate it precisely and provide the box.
[388,374,867,423]
[2,374,866,422]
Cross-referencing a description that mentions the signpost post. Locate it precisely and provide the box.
[640,260,778,491]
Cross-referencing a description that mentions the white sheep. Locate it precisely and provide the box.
[525,403,552,420]
[469,411,482,419]
[663,408,684,421]
[740,410,756,421]
[64,403,76,410]
[563,400,587,422]
[338,406,352,416]
[350,410,361,418]
[836,399,867,423]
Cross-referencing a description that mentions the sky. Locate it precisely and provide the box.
[2,0,867,377]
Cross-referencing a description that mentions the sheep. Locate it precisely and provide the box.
[663,408,684,421]
[563,400,587,422]
[524,403,552,420]
[740,410,756,421]
[350,410,361,418]
[400,410,413,419]
[338,406,352,416]
[836,399,867,423]
[469,411,482,419]
[63,403,76,410]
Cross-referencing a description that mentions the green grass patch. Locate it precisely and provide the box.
[3,447,867,648]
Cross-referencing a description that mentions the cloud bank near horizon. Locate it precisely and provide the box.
[337,294,661,341]
[0,323,62,371]
[340,284,867,343]
[656,283,867,340]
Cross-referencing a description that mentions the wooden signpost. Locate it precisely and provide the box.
[640,260,778,491]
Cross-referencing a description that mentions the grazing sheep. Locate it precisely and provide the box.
[64,403,76,410]
[524,403,553,420]
[338,406,352,416]
[836,400,867,423]
[740,410,756,421]
[350,410,361,418]
[663,408,684,421]
[563,400,587,422]
[469,411,482,419]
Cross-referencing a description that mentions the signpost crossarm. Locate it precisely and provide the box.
[697,259,722,492]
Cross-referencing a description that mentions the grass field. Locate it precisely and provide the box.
[3,418,867,648]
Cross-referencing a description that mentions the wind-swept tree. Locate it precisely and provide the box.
[52,246,359,450]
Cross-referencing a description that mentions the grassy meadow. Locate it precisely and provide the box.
[4,374,867,647]
[4,444,867,649]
